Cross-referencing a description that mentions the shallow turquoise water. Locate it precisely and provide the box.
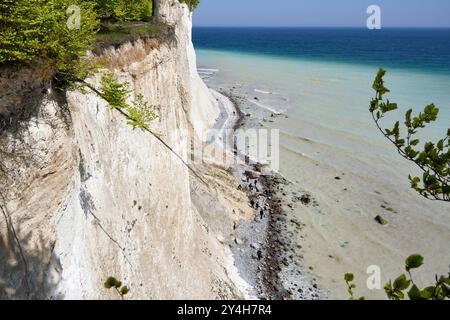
[196,48,450,156]
[194,29,450,298]
[194,29,450,208]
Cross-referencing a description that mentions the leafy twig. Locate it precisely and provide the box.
[78,75,209,186]
[370,69,449,202]
[104,277,129,300]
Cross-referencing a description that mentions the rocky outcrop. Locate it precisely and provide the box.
[0,1,247,300]
[0,62,54,126]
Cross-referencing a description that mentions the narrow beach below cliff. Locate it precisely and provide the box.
[205,81,323,300]
[196,56,450,300]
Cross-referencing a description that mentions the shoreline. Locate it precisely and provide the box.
[198,56,450,300]
[211,87,322,300]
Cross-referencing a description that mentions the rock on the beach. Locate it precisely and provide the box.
[375,215,388,225]
[235,237,245,245]
[299,194,312,205]
[245,170,261,179]
[217,234,226,244]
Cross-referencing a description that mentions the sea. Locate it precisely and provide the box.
[193,27,450,299]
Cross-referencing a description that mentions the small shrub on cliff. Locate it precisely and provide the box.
[104,276,130,299]
[95,0,153,21]
[180,0,201,11]
[126,94,159,131]
[84,72,205,184]
[99,72,158,131]
[0,0,101,90]
[0,0,98,66]
[99,73,131,109]
[0,0,159,87]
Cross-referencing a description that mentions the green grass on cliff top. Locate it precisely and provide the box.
[96,22,164,43]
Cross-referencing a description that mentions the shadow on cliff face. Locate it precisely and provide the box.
[0,63,72,300]
[0,205,62,300]
[0,63,52,134]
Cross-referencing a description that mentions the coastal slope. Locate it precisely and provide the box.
[0,0,249,300]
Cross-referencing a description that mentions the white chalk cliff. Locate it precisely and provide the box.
[0,1,251,299]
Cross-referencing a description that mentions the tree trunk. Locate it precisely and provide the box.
[152,0,160,22]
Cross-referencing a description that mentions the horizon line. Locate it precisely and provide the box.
[193,25,450,29]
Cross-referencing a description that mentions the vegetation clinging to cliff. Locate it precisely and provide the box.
[0,0,159,64]
[0,1,199,69]
[79,72,208,185]
[104,276,130,299]
[180,0,201,11]
[0,0,98,65]
[99,72,158,132]
[96,0,153,22]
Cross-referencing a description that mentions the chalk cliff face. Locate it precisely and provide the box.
[0,1,246,300]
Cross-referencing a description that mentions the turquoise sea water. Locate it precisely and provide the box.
[193,28,450,153]
[193,28,450,299]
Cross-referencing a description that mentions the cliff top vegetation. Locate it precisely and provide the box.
[0,0,200,85]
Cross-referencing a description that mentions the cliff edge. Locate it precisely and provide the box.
[0,0,251,300]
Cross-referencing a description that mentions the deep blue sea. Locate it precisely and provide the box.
[193,26,449,171]
[193,27,450,140]
[193,28,450,75]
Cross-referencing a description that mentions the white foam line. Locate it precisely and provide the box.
[254,89,271,94]
[197,68,219,72]
[247,99,283,115]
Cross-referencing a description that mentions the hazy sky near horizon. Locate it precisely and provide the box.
[193,0,450,27]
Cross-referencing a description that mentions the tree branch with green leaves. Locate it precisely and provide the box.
[104,276,129,299]
[370,68,450,202]
[346,255,450,300]
[344,273,365,300]
[79,73,208,185]
[344,70,450,300]
[99,72,158,132]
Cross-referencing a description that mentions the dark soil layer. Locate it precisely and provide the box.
[94,22,174,55]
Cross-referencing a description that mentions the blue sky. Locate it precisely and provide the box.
[193,0,450,27]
